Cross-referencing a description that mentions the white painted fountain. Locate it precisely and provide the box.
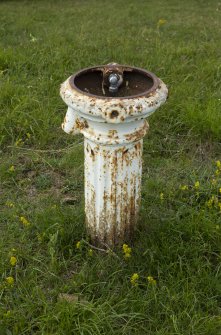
[60,63,168,246]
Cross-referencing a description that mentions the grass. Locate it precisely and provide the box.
[0,0,221,334]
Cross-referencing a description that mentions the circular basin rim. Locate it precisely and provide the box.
[69,65,160,100]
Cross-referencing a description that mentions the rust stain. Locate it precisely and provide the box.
[75,118,89,130]
[90,149,95,161]
[107,129,119,140]
[124,121,149,142]
[136,104,142,112]
[84,140,142,246]
[60,73,168,123]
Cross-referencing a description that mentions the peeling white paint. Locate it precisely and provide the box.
[60,66,168,246]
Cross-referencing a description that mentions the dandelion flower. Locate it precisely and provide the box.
[20,216,30,226]
[216,160,221,169]
[36,232,42,242]
[88,248,93,256]
[3,311,11,318]
[206,196,218,208]
[180,185,188,191]
[10,256,17,266]
[15,139,23,147]
[215,169,220,176]
[76,241,81,249]
[206,199,213,208]
[157,19,167,27]
[8,165,15,172]
[122,243,132,259]
[130,273,139,286]
[194,181,200,189]
[5,201,14,208]
[124,252,131,259]
[5,276,14,286]
[211,179,217,185]
[147,275,156,285]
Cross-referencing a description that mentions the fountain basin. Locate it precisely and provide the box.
[60,64,168,125]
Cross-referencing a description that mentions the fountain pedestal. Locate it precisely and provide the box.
[60,64,168,246]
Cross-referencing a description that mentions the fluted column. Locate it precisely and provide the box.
[84,137,143,245]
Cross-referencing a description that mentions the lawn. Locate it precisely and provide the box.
[0,0,221,334]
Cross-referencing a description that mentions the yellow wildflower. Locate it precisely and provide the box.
[20,216,30,226]
[122,243,132,259]
[10,256,17,266]
[215,169,220,176]
[206,196,218,208]
[5,201,15,208]
[124,252,131,259]
[5,276,14,286]
[3,311,11,318]
[130,273,139,286]
[147,275,157,285]
[216,160,221,169]
[211,179,217,185]
[180,185,188,191]
[36,232,42,241]
[157,19,167,27]
[15,138,23,147]
[88,248,93,257]
[76,241,81,249]
[206,199,213,208]
[8,165,15,172]
[160,192,164,201]
[194,181,200,189]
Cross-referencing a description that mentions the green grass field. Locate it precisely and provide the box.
[1,0,221,334]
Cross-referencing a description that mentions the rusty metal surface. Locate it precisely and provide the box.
[60,77,168,124]
[60,64,168,246]
[84,138,143,245]
[68,64,159,99]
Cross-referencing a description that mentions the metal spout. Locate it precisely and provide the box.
[108,73,123,93]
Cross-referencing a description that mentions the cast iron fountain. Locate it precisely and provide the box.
[60,63,168,246]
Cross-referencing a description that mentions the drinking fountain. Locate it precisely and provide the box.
[60,63,168,246]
